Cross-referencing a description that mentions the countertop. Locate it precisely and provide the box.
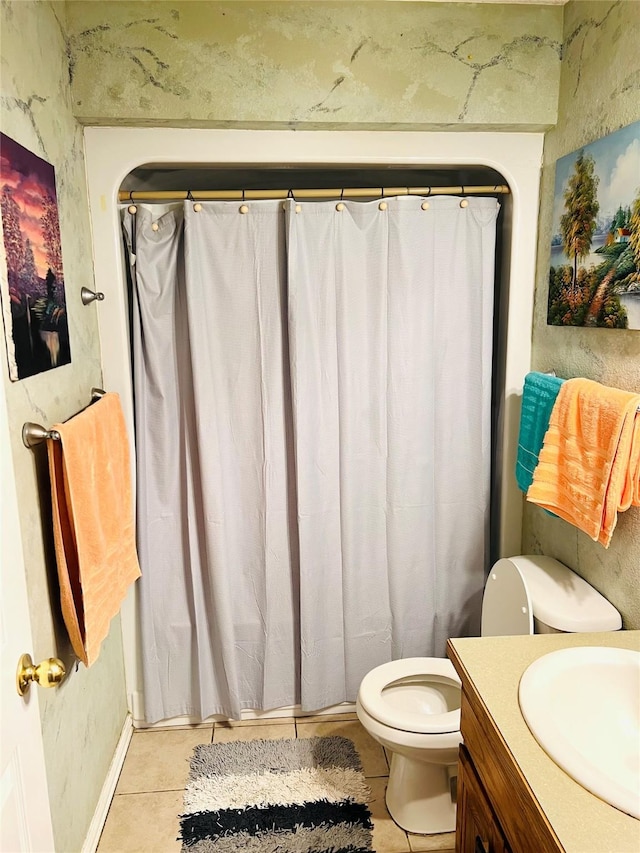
[448,630,640,853]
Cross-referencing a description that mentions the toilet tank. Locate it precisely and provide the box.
[481,555,622,637]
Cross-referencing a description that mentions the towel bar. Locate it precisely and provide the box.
[22,388,107,448]
[544,372,640,413]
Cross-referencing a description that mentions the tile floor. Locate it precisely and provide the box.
[97,713,456,853]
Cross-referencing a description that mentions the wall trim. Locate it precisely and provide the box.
[132,698,357,729]
[81,713,133,853]
[83,127,543,721]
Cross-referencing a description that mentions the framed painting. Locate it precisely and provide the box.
[548,121,640,329]
[0,133,71,380]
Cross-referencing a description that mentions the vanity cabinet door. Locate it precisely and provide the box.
[456,745,511,853]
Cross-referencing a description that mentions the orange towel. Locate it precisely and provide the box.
[47,392,141,665]
[527,378,640,548]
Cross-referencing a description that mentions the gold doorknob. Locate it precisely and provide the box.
[16,653,66,696]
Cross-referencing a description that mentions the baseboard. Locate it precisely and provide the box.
[81,713,134,853]
[133,701,357,729]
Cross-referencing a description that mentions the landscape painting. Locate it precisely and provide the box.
[0,133,71,380]
[548,121,640,329]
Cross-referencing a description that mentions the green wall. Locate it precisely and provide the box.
[0,2,128,851]
[524,0,640,628]
[66,0,563,129]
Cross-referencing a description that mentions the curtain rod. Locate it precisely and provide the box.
[119,185,510,203]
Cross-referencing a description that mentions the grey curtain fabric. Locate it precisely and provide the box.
[124,195,498,723]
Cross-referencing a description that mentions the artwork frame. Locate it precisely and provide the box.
[547,121,640,330]
[0,133,71,380]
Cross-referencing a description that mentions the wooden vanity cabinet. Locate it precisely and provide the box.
[456,745,511,853]
[448,640,563,853]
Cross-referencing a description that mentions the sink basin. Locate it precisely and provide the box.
[519,645,640,819]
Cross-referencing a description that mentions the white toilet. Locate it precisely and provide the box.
[356,555,622,835]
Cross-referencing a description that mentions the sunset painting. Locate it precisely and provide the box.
[0,133,70,380]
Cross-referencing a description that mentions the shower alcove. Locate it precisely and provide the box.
[84,128,543,727]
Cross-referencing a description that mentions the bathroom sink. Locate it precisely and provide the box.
[519,645,640,819]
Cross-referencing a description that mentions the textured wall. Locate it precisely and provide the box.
[65,0,562,129]
[524,1,640,628]
[0,2,128,850]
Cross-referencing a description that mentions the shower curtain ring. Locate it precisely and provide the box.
[188,190,202,213]
[128,191,137,215]
[187,189,201,212]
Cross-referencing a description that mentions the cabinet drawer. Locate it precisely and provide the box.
[459,691,562,852]
[457,744,510,853]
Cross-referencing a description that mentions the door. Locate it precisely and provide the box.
[0,385,55,852]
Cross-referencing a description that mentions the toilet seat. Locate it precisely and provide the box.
[358,657,461,735]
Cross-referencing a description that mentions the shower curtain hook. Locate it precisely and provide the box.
[427,186,432,197]
[340,188,345,201]
[285,188,296,213]
[127,191,137,215]
[187,190,202,212]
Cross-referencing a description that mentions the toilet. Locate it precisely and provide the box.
[356,555,622,835]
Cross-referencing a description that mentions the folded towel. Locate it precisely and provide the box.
[516,372,565,493]
[47,392,141,665]
[527,378,640,548]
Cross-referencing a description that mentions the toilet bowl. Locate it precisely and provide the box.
[355,556,623,836]
[356,657,462,834]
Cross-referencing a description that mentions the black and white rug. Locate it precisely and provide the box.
[178,735,374,852]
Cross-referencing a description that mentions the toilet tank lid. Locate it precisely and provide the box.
[502,556,622,633]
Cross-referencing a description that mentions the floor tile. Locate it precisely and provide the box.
[367,777,412,852]
[212,722,296,743]
[97,790,183,853]
[408,829,457,851]
[116,727,213,794]
[296,719,388,777]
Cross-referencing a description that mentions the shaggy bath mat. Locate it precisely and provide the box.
[178,735,374,852]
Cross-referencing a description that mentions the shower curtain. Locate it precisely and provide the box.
[124,195,499,723]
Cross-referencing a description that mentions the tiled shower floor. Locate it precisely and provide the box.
[97,712,456,853]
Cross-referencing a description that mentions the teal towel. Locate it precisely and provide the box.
[516,372,565,493]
